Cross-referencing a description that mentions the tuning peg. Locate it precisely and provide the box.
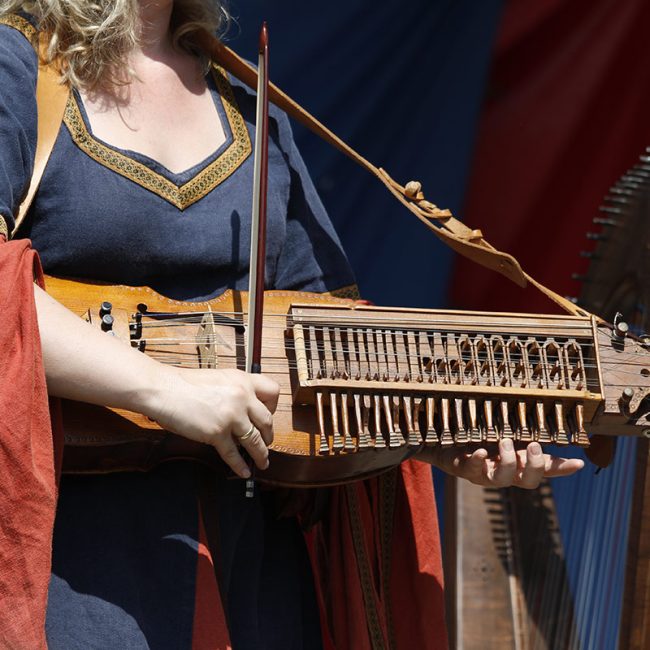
[579,250,597,259]
[612,314,629,343]
[571,273,588,283]
[609,186,636,197]
[100,314,114,332]
[586,232,607,241]
[593,214,620,225]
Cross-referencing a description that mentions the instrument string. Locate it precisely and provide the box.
[141,342,640,380]
[135,313,599,331]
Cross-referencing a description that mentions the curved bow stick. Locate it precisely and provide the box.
[244,23,269,497]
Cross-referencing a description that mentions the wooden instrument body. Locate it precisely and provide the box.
[46,275,650,487]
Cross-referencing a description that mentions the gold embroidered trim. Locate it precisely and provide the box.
[379,470,398,650]
[63,65,251,210]
[346,484,388,650]
[0,14,37,45]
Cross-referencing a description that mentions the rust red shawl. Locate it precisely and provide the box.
[0,236,62,649]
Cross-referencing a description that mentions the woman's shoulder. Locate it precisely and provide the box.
[0,14,38,91]
[0,13,39,77]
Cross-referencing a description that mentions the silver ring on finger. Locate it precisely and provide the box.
[235,424,255,442]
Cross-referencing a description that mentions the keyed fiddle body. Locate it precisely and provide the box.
[47,275,650,486]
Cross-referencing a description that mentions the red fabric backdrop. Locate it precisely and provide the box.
[450,0,650,313]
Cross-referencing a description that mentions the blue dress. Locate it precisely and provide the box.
[0,16,355,649]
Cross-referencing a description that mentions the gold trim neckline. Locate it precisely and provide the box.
[64,66,252,210]
[0,14,37,42]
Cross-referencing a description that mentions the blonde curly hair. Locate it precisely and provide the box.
[0,1,230,89]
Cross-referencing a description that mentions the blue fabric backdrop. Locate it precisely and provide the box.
[230,0,504,308]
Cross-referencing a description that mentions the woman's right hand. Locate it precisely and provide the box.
[147,367,279,478]
[35,285,279,478]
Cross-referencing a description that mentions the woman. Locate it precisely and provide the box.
[0,1,583,648]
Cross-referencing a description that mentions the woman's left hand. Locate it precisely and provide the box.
[417,438,584,489]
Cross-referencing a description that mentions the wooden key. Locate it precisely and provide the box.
[440,398,454,446]
[454,398,469,444]
[535,401,551,443]
[347,328,359,381]
[468,398,481,443]
[366,328,379,380]
[392,395,406,446]
[418,330,434,382]
[309,325,322,379]
[500,400,512,437]
[394,330,409,381]
[433,332,448,383]
[406,330,420,382]
[316,391,330,455]
[357,328,369,380]
[373,394,386,448]
[384,330,399,382]
[518,401,532,442]
[362,394,372,448]
[574,403,590,447]
[484,399,498,442]
[341,393,355,451]
[323,327,335,379]
[425,396,439,444]
[447,333,462,385]
[382,394,402,448]
[353,393,364,448]
[333,327,345,378]
[554,402,569,445]
[403,395,421,446]
[376,330,389,381]
[330,392,344,451]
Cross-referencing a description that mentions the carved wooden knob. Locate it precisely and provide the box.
[404,180,422,198]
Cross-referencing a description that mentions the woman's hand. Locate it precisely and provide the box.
[34,285,280,479]
[147,367,279,479]
[417,439,584,489]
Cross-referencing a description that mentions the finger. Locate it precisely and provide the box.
[517,442,546,489]
[247,398,274,446]
[213,435,252,479]
[491,438,517,487]
[250,374,280,414]
[237,425,270,470]
[544,456,585,477]
[457,448,489,484]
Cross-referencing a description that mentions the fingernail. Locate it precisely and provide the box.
[530,443,542,455]
[241,468,251,479]
[502,438,513,451]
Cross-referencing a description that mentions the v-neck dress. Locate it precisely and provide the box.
[0,17,355,650]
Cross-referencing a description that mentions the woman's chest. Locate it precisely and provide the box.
[25,77,292,301]
[81,73,228,175]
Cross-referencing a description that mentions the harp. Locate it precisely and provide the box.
[445,150,650,649]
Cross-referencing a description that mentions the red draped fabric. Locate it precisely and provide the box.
[451,0,650,313]
[308,460,447,650]
[0,237,62,649]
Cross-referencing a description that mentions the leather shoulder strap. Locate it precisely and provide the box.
[198,30,591,318]
[0,15,70,238]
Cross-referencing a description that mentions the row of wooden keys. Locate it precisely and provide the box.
[314,391,590,454]
[305,326,590,392]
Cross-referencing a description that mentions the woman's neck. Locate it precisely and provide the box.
[135,0,175,59]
